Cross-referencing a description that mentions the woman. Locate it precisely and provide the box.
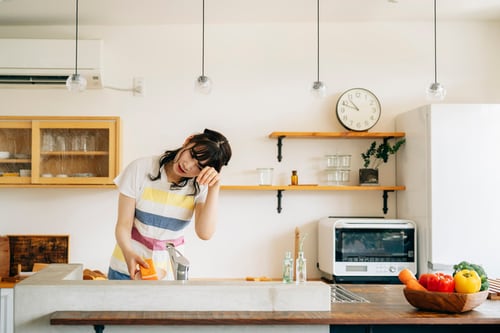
[108,129,232,280]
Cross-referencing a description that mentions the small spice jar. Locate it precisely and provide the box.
[291,170,298,185]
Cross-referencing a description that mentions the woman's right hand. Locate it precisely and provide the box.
[123,250,148,280]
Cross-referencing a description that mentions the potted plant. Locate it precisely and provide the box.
[360,138,406,185]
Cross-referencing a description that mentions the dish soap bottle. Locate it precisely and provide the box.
[296,251,307,283]
[282,251,293,283]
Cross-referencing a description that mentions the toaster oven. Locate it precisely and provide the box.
[317,217,417,283]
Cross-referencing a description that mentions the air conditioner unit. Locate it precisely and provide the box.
[0,39,102,88]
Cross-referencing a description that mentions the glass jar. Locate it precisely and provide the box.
[326,169,350,185]
[325,154,351,169]
[256,168,273,185]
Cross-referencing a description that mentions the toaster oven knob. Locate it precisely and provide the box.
[389,266,396,273]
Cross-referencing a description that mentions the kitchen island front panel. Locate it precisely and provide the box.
[14,264,330,333]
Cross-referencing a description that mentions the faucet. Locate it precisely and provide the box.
[166,243,190,280]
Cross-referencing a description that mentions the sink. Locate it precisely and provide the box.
[330,284,370,303]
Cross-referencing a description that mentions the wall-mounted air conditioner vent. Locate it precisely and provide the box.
[0,75,69,85]
[0,39,102,88]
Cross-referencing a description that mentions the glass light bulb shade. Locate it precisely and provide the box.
[311,81,326,98]
[66,74,87,92]
[426,82,446,101]
[195,75,213,94]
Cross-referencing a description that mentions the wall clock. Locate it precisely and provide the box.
[336,88,381,132]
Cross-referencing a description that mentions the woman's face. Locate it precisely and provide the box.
[172,145,205,179]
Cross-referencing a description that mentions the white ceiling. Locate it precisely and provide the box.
[0,0,499,26]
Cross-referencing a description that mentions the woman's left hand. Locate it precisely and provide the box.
[197,166,220,186]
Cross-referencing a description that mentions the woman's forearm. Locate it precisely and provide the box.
[115,194,136,249]
[195,183,220,240]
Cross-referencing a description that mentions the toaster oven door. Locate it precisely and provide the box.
[333,226,416,283]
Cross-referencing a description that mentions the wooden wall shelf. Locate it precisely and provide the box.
[269,131,405,139]
[269,131,405,162]
[221,185,405,213]
[221,185,405,191]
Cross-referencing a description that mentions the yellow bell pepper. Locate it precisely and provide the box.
[454,269,481,293]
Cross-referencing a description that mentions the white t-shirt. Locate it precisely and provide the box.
[109,156,207,280]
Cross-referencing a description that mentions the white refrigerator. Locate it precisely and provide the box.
[396,104,500,278]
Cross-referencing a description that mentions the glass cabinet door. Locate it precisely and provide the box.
[31,120,118,185]
[0,121,32,184]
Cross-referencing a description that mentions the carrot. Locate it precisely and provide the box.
[405,278,428,291]
[398,268,416,284]
[398,268,427,291]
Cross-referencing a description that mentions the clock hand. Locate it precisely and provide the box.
[342,100,359,111]
[348,95,359,111]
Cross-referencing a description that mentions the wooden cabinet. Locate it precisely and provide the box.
[221,131,406,213]
[0,116,120,188]
[0,288,13,333]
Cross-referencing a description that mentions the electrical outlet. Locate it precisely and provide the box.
[133,77,145,97]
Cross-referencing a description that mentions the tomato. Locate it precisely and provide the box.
[426,272,455,292]
[454,269,481,293]
[418,273,433,288]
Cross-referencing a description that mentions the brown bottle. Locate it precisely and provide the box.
[291,170,298,185]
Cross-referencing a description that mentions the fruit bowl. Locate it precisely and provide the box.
[403,288,488,313]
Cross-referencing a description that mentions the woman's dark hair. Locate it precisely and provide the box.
[149,129,232,195]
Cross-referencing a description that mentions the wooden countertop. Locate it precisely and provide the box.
[0,281,16,288]
[51,284,500,327]
[331,284,500,325]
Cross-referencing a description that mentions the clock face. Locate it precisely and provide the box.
[336,88,381,132]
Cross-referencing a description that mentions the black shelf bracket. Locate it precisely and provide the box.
[382,190,394,214]
[276,136,285,162]
[93,325,105,333]
[382,136,395,145]
[276,190,284,213]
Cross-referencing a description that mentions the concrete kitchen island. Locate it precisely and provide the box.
[14,264,331,333]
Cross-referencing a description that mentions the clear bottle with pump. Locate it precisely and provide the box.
[291,170,298,185]
[282,251,293,283]
[296,251,307,283]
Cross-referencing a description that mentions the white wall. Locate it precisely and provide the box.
[0,20,499,279]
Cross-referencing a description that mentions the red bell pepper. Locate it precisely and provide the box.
[418,273,433,288]
[426,272,455,292]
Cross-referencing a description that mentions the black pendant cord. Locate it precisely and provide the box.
[201,0,205,77]
[74,0,79,76]
[433,0,437,84]
[316,0,320,82]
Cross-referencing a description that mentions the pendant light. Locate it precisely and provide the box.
[311,0,326,98]
[66,0,87,92]
[426,0,446,100]
[195,0,212,94]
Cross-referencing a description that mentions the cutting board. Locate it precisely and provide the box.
[0,236,10,278]
[7,235,69,276]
